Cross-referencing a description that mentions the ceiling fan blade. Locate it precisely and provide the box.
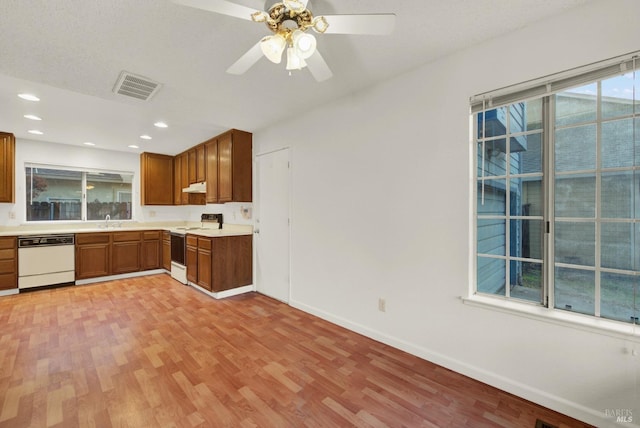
[305,50,333,82]
[226,41,264,75]
[321,14,396,35]
[172,0,260,21]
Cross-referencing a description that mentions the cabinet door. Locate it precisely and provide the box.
[197,239,212,291]
[180,153,189,205]
[230,130,252,202]
[76,244,110,279]
[142,239,160,270]
[205,139,218,204]
[140,152,173,205]
[0,236,16,290]
[112,241,141,274]
[173,156,182,205]
[162,233,171,271]
[196,144,206,183]
[0,132,15,203]
[188,149,197,184]
[186,237,198,283]
[217,133,233,203]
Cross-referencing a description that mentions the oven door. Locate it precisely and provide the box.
[170,233,185,265]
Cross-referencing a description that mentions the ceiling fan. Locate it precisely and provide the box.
[172,0,396,81]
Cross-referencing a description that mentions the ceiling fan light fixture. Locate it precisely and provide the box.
[260,34,286,64]
[292,30,316,59]
[312,16,329,33]
[286,47,307,71]
[282,0,305,13]
[251,11,268,23]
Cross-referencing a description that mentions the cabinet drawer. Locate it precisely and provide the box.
[143,231,161,240]
[162,230,170,241]
[197,237,211,250]
[0,259,15,274]
[112,231,142,242]
[76,233,110,245]
[0,237,16,250]
[186,235,198,247]
[0,248,16,260]
[0,273,16,290]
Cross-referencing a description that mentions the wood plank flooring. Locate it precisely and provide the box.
[0,274,591,427]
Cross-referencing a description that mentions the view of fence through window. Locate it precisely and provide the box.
[475,68,639,324]
[26,166,133,222]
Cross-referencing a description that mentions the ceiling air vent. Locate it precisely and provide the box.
[113,71,161,101]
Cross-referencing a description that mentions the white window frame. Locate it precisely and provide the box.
[25,163,134,223]
[466,51,640,340]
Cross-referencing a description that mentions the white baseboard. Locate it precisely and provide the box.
[0,288,19,297]
[189,283,254,300]
[289,299,628,428]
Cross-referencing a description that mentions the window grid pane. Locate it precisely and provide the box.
[474,58,640,324]
[476,100,544,303]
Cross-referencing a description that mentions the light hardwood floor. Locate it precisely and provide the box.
[0,274,591,427]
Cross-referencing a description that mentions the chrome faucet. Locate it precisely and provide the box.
[105,214,110,228]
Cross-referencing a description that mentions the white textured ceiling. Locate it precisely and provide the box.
[0,0,593,155]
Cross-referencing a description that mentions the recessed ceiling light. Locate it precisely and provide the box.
[140,135,152,140]
[154,121,168,128]
[28,130,43,135]
[18,93,40,102]
[23,114,42,121]
[128,144,139,149]
[83,142,95,146]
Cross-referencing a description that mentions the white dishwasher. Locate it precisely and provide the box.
[18,234,75,289]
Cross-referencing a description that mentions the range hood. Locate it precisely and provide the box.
[182,182,206,193]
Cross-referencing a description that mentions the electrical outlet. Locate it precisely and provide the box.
[8,211,15,219]
[378,298,386,312]
[149,210,156,218]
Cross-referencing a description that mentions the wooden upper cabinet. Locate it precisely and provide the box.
[188,145,205,184]
[205,138,218,204]
[173,155,182,205]
[180,153,189,205]
[188,149,197,184]
[0,132,15,203]
[140,152,173,205]
[196,144,206,183]
[208,130,252,204]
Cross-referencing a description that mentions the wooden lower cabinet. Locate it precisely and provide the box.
[187,234,252,293]
[0,236,17,290]
[197,237,212,290]
[186,235,198,284]
[76,230,163,280]
[142,231,161,270]
[112,232,142,274]
[76,233,111,280]
[212,235,253,292]
[162,231,171,271]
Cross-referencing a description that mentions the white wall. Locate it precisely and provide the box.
[254,1,640,426]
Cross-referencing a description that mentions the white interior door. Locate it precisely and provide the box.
[255,148,290,302]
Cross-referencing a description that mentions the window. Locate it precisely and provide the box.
[26,165,133,222]
[473,54,639,325]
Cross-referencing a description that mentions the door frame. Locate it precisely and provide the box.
[254,147,292,302]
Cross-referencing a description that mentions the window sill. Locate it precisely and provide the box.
[462,294,640,343]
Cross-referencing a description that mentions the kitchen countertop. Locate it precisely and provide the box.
[0,222,253,238]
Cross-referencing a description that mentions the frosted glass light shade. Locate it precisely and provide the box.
[292,30,316,59]
[286,47,307,70]
[260,34,286,64]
